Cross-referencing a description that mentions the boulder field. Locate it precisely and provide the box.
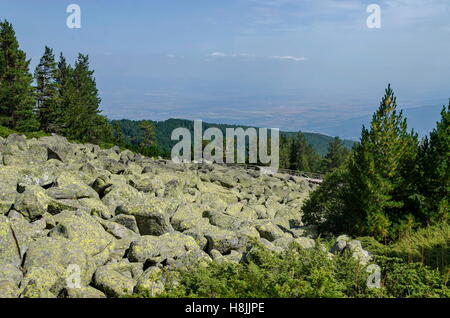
[0,134,370,298]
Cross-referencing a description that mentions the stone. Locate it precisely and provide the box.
[21,237,96,297]
[255,222,285,242]
[111,214,140,233]
[93,265,136,297]
[0,280,19,298]
[128,232,200,264]
[14,185,51,220]
[49,210,116,265]
[116,197,174,236]
[63,286,107,298]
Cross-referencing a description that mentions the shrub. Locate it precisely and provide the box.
[131,240,449,299]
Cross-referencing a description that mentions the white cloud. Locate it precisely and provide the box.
[210,52,227,57]
[271,55,306,62]
[207,52,305,62]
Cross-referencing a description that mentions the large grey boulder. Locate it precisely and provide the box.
[49,210,116,265]
[0,281,20,298]
[14,185,51,220]
[0,215,22,266]
[128,232,200,264]
[63,286,106,298]
[255,222,285,242]
[116,197,175,236]
[93,266,136,297]
[21,237,96,297]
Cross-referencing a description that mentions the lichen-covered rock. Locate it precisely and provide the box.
[111,214,140,233]
[0,280,20,298]
[128,232,200,264]
[49,210,116,265]
[9,217,47,259]
[134,267,165,296]
[14,185,51,220]
[0,263,23,286]
[93,265,136,297]
[116,197,174,236]
[0,133,322,297]
[294,237,316,249]
[330,234,351,254]
[78,197,113,219]
[63,286,106,298]
[205,229,246,255]
[0,215,22,266]
[344,240,371,265]
[255,222,285,242]
[21,237,96,297]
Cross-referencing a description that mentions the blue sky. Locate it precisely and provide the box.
[1,0,449,138]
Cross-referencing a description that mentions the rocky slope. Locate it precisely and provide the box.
[0,134,369,298]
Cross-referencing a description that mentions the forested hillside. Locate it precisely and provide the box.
[112,118,355,157]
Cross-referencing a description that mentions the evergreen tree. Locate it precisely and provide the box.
[139,120,159,156]
[34,46,60,132]
[345,85,419,240]
[139,120,156,148]
[288,132,321,172]
[0,20,38,131]
[61,53,110,143]
[303,85,421,241]
[322,137,350,173]
[290,132,310,171]
[419,101,450,224]
[112,120,125,146]
[279,134,291,169]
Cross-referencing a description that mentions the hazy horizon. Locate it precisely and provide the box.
[1,0,449,138]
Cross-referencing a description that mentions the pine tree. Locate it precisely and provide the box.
[139,120,156,148]
[322,137,350,172]
[35,46,61,132]
[62,53,109,143]
[345,84,419,240]
[279,134,291,169]
[139,120,159,156]
[289,132,310,171]
[419,101,450,224]
[0,20,38,131]
[112,120,125,146]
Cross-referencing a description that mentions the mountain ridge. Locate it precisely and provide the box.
[113,118,356,157]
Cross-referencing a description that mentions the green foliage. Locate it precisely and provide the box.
[373,256,449,298]
[60,54,112,144]
[0,125,48,139]
[302,166,351,233]
[385,222,450,272]
[0,125,16,137]
[132,241,448,298]
[112,118,355,165]
[0,20,39,132]
[418,102,450,224]
[34,46,61,132]
[303,85,448,241]
[321,137,350,172]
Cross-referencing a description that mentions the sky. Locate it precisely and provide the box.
[1,0,449,139]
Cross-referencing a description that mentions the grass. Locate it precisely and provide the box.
[358,222,450,273]
[0,125,49,139]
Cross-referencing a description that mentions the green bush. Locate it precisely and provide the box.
[0,125,49,139]
[131,240,449,299]
[0,125,17,137]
